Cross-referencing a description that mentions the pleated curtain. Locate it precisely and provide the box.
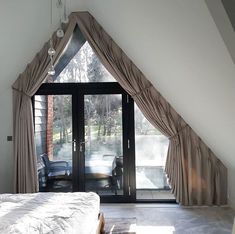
[12,19,77,193]
[12,11,227,205]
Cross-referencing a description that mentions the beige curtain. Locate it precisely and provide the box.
[12,18,77,193]
[73,12,227,205]
[12,11,227,205]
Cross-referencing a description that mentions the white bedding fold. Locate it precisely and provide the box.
[0,192,100,234]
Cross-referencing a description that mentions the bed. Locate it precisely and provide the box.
[0,192,104,234]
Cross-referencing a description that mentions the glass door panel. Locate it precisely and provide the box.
[35,95,73,192]
[134,104,174,200]
[35,83,135,201]
[84,94,124,195]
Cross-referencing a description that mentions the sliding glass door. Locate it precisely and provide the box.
[35,82,174,202]
[134,104,175,201]
[83,94,124,195]
[35,83,135,202]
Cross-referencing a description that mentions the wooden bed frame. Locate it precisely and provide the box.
[97,213,105,234]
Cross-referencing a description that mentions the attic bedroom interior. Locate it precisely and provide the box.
[0,0,235,233]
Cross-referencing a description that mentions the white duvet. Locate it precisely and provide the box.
[0,192,100,234]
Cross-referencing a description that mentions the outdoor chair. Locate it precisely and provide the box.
[40,153,70,179]
[111,156,123,192]
[102,154,123,194]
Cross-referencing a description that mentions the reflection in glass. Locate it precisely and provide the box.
[35,95,72,192]
[135,104,174,200]
[84,94,123,195]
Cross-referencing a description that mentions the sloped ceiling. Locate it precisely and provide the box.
[221,0,235,31]
[205,0,235,65]
[0,0,235,207]
[74,0,235,206]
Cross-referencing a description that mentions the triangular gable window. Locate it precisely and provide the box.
[47,26,116,83]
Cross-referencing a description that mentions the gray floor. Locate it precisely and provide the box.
[137,189,175,200]
[101,204,235,234]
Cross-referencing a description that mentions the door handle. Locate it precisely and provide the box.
[79,141,86,152]
[73,140,77,152]
[73,140,86,152]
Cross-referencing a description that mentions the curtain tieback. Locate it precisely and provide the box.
[12,87,31,98]
[132,84,153,97]
[168,124,189,144]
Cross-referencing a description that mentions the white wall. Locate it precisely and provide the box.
[0,0,85,192]
[0,0,235,208]
[204,0,235,209]
[0,0,51,192]
[72,0,235,206]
